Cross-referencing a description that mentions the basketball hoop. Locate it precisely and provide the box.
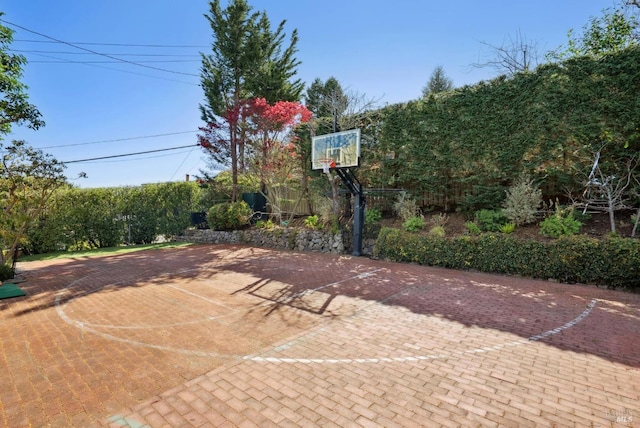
[318,158,336,173]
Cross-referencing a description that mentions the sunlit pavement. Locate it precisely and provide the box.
[1,244,638,427]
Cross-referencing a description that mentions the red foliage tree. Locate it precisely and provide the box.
[242,98,312,190]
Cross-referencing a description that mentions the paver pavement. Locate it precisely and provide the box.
[0,244,638,427]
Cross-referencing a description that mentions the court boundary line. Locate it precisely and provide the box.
[51,252,598,364]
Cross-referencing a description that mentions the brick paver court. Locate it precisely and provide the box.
[1,244,638,427]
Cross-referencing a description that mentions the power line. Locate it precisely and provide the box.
[69,149,197,164]
[62,144,200,164]
[28,59,199,64]
[169,146,197,181]
[2,19,200,77]
[24,52,200,86]
[39,130,199,149]
[12,49,200,57]
[14,38,208,48]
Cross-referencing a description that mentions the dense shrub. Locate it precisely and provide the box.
[403,216,425,232]
[539,207,583,238]
[0,264,14,281]
[499,222,516,234]
[393,196,420,222]
[374,227,640,290]
[304,215,322,230]
[22,182,203,252]
[207,201,252,230]
[365,208,382,226]
[503,175,542,226]
[475,209,509,232]
[464,221,482,235]
[428,225,446,238]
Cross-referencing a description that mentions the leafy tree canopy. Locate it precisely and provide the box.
[550,6,639,59]
[0,15,44,134]
[1,141,66,266]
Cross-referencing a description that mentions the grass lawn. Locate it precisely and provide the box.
[18,242,193,263]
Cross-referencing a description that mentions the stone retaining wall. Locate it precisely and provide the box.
[179,227,379,256]
[178,228,347,254]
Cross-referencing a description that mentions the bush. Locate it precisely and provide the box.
[403,216,425,232]
[304,215,322,230]
[255,219,275,229]
[464,221,482,235]
[475,209,509,232]
[0,264,14,281]
[365,208,382,226]
[207,201,252,230]
[428,225,446,238]
[499,222,516,234]
[374,228,640,290]
[503,175,542,226]
[539,206,582,238]
[393,196,420,222]
[430,213,448,228]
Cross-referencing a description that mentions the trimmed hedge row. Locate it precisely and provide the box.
[374,228,640,290]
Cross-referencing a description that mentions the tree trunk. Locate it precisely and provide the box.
[326,171,341,216]
[632,206,639,238]
[301,168,313,215]
[230,126,239,202]
[607,192,616,233]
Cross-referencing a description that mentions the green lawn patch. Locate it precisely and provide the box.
[18,242,193,263]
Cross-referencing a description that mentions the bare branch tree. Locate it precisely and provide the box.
[579,148,638,234]
[472,30,541,76]
[307,87,381,217]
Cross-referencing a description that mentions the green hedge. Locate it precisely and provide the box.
[207,201,253,230]
[374,228,640,290]
[24,182,204,252]
[367,47,640,210]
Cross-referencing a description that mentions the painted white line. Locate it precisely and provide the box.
[56,277,240,330]
[54,263,385,356]
[243,299,598,364]
[53,259,597,365]
[162,282,237,311]
[272,268,385,304]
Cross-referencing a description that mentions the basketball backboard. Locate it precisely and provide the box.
[311,129,361,170]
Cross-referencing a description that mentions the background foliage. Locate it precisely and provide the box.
[364,47,640,212]
[25,182,203,253]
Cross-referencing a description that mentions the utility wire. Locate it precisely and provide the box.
[29,59,198,64]
[25,52,199,86]
[39,130,199,149]
[15,38,208,48]
[169,146,197,181]
[62,144,200,164]
[2,19,200,77]
[12,49,200,57]
[70,149,197,164]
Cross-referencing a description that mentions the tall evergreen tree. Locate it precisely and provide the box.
[422,65,454,98]
[305,77,348,119]
[199,0,302,201]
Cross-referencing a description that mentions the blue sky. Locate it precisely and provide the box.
[1,0,620,188]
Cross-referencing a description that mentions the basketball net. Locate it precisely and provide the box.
[319,158,336,174]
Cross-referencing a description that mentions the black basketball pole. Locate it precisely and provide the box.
[336,169,365,256]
